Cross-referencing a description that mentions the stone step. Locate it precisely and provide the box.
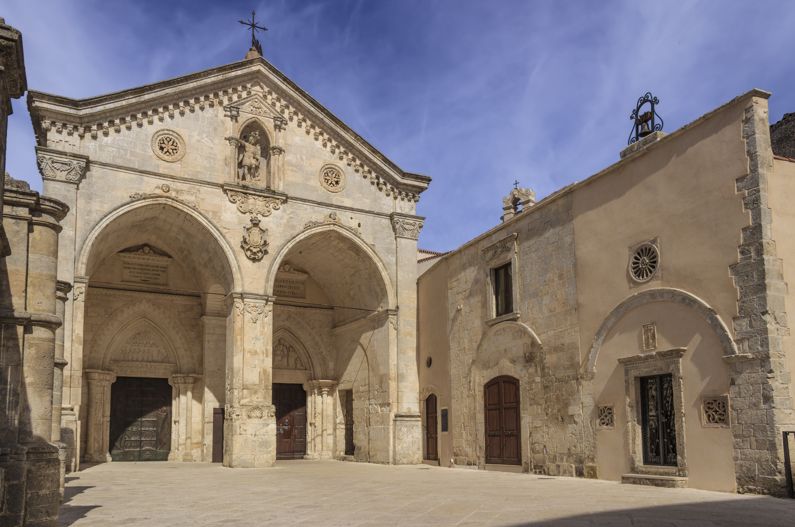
[621,473,688,488]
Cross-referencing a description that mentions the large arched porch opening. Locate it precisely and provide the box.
[71,199,238,466]
[267,226,396,462]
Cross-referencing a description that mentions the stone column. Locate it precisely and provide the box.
[169,374,196,461]
[223,294,276,468]
[53,280,71,498]
[303,382,319,459]
[64,278,87,470]
[84,370,115,463]
[390,213,424,464]
[270,117,286,191]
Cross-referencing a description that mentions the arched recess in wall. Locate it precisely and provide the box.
[272,327,317,379]
[76,197,241,292]
[265,223,396,310]
[88,300,195,375]
[468,320,542,469]
[585,287,739,375]
[103,317,180,378]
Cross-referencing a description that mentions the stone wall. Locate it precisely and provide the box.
[771,112,795,159]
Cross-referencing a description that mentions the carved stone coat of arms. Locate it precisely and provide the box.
[241,216,269,261]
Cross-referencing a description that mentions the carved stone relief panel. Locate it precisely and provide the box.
[117,244,173,287]
[36,147,89,185]
[273,338,307,370]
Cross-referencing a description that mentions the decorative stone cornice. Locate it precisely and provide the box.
[222,183,286,217]
[35,147,89,186]
[390,213,424,240]
[481,233,517,262]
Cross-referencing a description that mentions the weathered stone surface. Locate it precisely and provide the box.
[771,112,795,159]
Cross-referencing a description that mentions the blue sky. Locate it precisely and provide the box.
[4,0,795,251]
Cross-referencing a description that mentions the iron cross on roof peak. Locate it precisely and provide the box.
[513,180,520,190]
[239,10,267,56]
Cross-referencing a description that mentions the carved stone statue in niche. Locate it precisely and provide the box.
[226,128,269,184]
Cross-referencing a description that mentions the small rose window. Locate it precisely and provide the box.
[630,243,659,282]
[151,130,186,162]
[319,165,345,193]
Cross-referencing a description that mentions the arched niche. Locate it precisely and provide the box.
[272,328,315,384]
[104,318,178,379]
[231,118,271,186]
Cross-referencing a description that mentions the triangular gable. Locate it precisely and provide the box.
[27,56,430,201]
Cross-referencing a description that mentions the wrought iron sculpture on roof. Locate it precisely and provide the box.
[628,92,664,145]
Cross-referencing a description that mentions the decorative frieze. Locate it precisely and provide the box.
[129,182,198,209]
[223,184,286,217]
[390,213,424,240]
[31,79,427,201]
[35,147,89,185]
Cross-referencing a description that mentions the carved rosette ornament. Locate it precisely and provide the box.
[35,147,89,185]
[390,213,424,240]
[241,217,269,262]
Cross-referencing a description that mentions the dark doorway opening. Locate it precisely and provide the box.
[484,376,520,465]
[274,383,307,459]
[212,407,224,463]
[109,377,171,461]
[640,373,677,466]
[340,389,355,456]
[425,394,439,461]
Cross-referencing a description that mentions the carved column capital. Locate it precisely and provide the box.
[35,147,89,186]
[390,213,424,240]
[269,145,285,156]
[169,374,196,387]
[230,294,271,323]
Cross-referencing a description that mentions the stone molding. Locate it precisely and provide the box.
[481,233,517,263]
[129,183,198,209]
[223,183,286,217]
[304,211,362,236]
[619,347,688,478]
[585,287,738,375]
[36,147,89,185]
[390,213,424,240]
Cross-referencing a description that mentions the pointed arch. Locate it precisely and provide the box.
[272,327,317,378]
[104,317,178,370]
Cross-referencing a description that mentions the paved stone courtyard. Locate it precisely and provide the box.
[58,460,795,526]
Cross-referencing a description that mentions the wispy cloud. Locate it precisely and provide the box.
[4,0,795,251]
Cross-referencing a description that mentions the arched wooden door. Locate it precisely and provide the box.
[425,394,438,461]
[484,376,520,465]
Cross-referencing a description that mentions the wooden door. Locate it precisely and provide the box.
[212,407,224,463]
[274,383,307,459]
[425,394,438,461]
[484,376,521,465]
[109,377,171,461]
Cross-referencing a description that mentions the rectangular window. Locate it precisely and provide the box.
[440,408,449,432]
[493,262,513,317]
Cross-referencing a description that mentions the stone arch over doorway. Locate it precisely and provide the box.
[268,225,402,463]
[71,199,238,467]
[468,321,542,471]
[584,287,739,375]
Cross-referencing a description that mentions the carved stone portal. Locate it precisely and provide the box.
[241,216,269,261]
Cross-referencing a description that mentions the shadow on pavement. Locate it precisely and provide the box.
[505,496,795,527]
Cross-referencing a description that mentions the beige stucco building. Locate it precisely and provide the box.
[418,91,795,495]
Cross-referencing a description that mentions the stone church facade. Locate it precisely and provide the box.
[418,92,795,495]
[2,16,795,527]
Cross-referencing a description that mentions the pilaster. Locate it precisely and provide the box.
[223,294,276,468]
[83,370,115,463]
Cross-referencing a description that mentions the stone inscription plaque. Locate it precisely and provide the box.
[122,260,169,286]
[274,278,306,299]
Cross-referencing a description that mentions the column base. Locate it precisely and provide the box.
[223,404,276,468]
[393,414,422,465]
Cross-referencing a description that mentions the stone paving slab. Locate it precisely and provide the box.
[58,460,795,526]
